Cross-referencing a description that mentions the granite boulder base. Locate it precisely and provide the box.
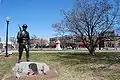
[11,62,57,80]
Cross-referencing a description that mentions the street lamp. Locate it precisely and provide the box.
[5,16,10,57]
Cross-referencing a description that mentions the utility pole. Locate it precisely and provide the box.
[5,16,10,57]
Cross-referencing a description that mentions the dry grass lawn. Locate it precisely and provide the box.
[0,52,120,80]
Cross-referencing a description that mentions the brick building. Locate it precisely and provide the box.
[49,31,120,49]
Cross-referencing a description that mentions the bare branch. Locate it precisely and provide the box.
[53,0,120,55]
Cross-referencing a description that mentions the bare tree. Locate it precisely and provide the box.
[31,35,37,39]
[53,0,120,55]
[52,20,68,49]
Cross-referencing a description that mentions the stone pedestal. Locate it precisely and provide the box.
[12,62,50,78]
[2,62,57,80]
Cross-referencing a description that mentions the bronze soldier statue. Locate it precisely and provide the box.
[17,24,30,63]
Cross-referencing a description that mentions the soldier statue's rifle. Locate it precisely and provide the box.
[17,24,22,43]
[18,24,22,31]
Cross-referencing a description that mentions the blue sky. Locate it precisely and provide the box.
[0,0,74,41]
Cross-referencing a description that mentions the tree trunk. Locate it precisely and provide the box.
[88,47,96,55]
[99,46,101,50]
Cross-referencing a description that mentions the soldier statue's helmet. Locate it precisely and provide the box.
[22,24,28,29]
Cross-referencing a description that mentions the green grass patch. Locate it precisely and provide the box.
[0,52,120,80]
